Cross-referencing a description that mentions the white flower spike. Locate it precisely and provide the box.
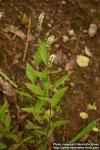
[47,35,55,48]
[49,54,56,63]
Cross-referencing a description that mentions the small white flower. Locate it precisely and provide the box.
[47,35,55,48]
[49,54,56,63]
[37,12,44,31]
[38,12,44,24]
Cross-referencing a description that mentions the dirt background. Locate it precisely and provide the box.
[0,0,100,145]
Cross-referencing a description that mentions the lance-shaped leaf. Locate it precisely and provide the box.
[26,120,42,130]
[34,39,48,67]
[16,90,32,99]
[0,143,7,149]
[26,63,36,83]
[51,120,69,129]
[5,113,11,130]
[39,40,49,66]
[51,87,67,107]
[27,68,45,79]
[52,75,69,89]
[22,106,42,122]
[0,100,9,121]
[70,119,98,143]
[25,83,44,96]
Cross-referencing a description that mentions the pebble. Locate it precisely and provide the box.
[47,23,52,28]
[62,35,69,43]
[54,43,60,49]
[68,29,74,36]
[83,29,88,34]
[88,23,97,38]
[0,11,4,20]
[46,31,50,36]
[61,0,66,4]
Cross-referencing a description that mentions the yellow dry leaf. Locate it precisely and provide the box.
[87,103,97,111]
[92,127,99,132]
[46,109,54,116]
[76,55,90,67]
[79,112,88,120]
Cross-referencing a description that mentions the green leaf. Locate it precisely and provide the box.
[51,120,68,129]
[51,87,67,107]
[39,143,47,150]
[47,70,61,74]
[6,133,19,142]
[70,119,97,143]
[22,107,42,122]
[5,113,11,130]
[47,129,53,138]
[25,83,44,96]
[32,130,46,136]
[22,107,34,114]
[16,90,32,99]
[37,96,51,103]
[34,41,42,67]
[0,100,8,121]
[26,121,41,130]
[39,40,49,66]
[33,111,42,122]
[53,75,69,88]
[26,68,45,79]
[0,143,7,149]
[23,136,33,143]
[26,63,36,83]
[8,144,21,150]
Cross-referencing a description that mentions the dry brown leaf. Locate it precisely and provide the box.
[0,77,15,96]
[65,56,76,71]
[12,53,21,65]
[3,25,33,41]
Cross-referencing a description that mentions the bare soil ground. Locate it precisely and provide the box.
[0,0,100,148]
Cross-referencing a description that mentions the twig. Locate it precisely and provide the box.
[23,16,31,61]
[74,33,81,52]
[0,69,18,88]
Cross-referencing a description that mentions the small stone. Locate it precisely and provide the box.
[0,11,4,20]
[54,43,60,49]
[70,36,77,41]
[83,29,88,34]
[62,35,69,43]
[46,31,50,36]
[88,23,97,38]
[68,30,74,36]
[70,83,74,87]
[61,0,66,4]
[50,20,54,24]
[47,23,52,28]
[58,9,62,13]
